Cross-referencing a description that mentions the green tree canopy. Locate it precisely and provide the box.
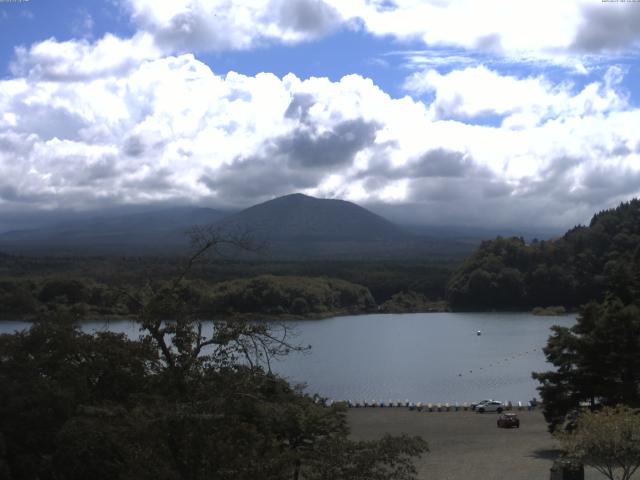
[448,199,640,310]
[558,405,640,480]
[0,228,428,480]
[533,297,640,431]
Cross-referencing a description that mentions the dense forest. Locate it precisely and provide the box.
[4,199,640,318]
[198,275,376,317]
[0,229,429,480]
[447,199,640,311]
[0,275,376,320]
[0,255,452,319]
[0,296,427,479]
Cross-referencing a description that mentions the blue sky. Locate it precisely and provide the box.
[1,0,640,230]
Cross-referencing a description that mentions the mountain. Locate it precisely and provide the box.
[220,193,405,242]
[0,207,228,255]
[0,194,485,259]
[214,193,427,260]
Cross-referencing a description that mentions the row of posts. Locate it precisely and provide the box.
[325,399,538,411]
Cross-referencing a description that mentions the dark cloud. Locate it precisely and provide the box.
[150,10,220,52]
[358,148,481,182]
[138,0,341,53]
[122,135,146,157]
[411,149,474,178]
[407,170,513,204]
[76,157,119,186]
[10,103,87,141]
[582,166,640,198]
[122,167,175,191]
[474,33,503,54]
[199,157,319,206]
[284,93,316,122]
[515,155,640,212]
[365,173,527,229]
[0,137,18,153]
[0,133,35,156]
[0,184,49,204]
[370,151,640,230]
[611,143,632,157]
[409,177,470,202]
[432,93,464,120]
[362,175,389,193]
[198,118,380,205]
[145,9,267,53]
[277,118,380,168]
[571,4,640,53]
[277,0,341,36]
[0,185,20,202]
[517,156,583,202]
[121,135,167,158]
[482,182,513,199]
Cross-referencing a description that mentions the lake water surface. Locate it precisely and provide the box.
[1,312,575,404]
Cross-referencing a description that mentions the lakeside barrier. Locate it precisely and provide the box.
[329,399,539,411]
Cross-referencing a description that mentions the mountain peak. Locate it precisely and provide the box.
[221,193,404,242]
[280,192,312,199]
[0,194,410,257]
[268,193,322,204]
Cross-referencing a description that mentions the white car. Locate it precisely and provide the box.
[471,399,494,411]
[476,400,504,413]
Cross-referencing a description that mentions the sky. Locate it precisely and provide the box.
[1,0,640,231]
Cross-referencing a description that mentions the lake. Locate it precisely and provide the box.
[1,312,575,404]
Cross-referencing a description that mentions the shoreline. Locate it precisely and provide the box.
[0,307,577,323]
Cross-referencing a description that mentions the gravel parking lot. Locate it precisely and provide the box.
[347,408,607,480]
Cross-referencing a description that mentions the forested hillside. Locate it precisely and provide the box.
[447,199,640,310]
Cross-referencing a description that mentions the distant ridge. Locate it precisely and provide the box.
[0,206,228,255]
[0,194,484,259]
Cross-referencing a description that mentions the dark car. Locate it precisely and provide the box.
[497,413,520,428]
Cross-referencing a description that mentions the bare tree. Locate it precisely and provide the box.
[119,225,303,393]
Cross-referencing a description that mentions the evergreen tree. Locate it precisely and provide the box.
[533,297,640,431]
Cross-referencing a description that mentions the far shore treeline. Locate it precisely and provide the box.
[2,199,640,318]
[0,258,451,320]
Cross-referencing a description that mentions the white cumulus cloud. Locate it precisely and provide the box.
[404,65,629,128]
[124,0,345,52]
[112,0,640,65]
[2,34,640,227]
[10,32,161,81]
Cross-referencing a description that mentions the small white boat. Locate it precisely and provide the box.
[477,330,482,336]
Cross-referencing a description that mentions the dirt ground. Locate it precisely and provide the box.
[347,408,609,480]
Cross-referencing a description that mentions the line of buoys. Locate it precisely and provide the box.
[338,399,539,411]
[456,347,544,378]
